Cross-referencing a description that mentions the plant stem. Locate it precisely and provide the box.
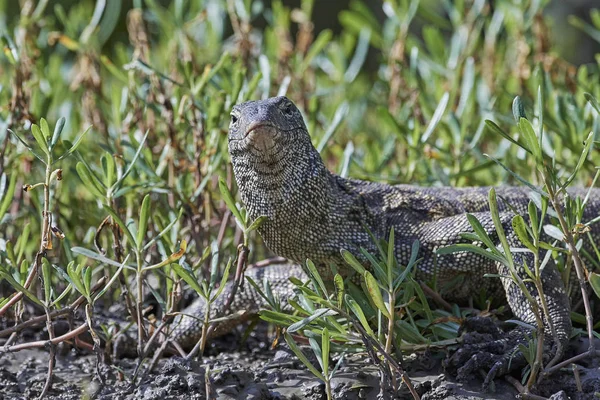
[325,379,332,400]
[385,289,397,391]
[546,183,596,359]
[0,155,53,316]
[135,250,145,358]
[37,155,55,399]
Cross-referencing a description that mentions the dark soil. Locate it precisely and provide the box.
[1,322,599,400]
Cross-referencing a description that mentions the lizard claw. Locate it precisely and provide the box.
[444,317,531,389]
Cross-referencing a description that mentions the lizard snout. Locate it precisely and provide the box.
[245,122,278,153]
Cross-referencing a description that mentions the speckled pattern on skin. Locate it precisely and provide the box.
[173,96,599,386]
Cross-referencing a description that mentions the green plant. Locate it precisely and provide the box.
[0,0,599,398]
[439,91,600,393]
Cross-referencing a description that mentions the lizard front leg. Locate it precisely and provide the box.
[414,212,571,386]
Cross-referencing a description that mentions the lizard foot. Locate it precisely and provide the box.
[444,317,532,389]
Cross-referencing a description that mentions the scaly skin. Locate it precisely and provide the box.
[172,96,599,385]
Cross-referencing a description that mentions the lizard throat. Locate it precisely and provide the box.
[230,133,334,260]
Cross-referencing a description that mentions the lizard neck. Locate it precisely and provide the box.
[230,128,334,261]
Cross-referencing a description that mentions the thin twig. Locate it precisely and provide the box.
[0,276,107,339]
[206,245,249,338]
[505,375,548,400]
[542,349,600,375]
[1,323,89,352]
[131,314,174,383]
[352,319,420,399]
[38,307,56,400]
[547,184,596,360]
[186,244,250,359]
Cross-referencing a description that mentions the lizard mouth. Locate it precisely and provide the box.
[244,121,275,138]
[244,122,280,153]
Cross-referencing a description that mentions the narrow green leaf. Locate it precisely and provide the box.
[484,120,531,153]
[485,154,548,197]
[50,117,66,150]
[8,129,46,163]
[536,85,544,140]
[246,215,268,234]
[561,131,594,190]
[321,327,330,376]
[76,162,106,198]
[395,319,427,344]
[305,259,328,297]
[258,310,298,326]
[210,258,233,302]
[0,269,44,307]
[284,332,325,381]
[421,92,449,143]
[341,249,366,275]
[364,271,390,318]
[67,261,87,297]
[112,130,148,191]
[192,52,230,95]
[584,93,600,114]
[31,124,49,156]
[489,188,512,262]
[317,101,349,153]
[590,272,600,300]
[143,208,183,251]
[287,308,335,333]
[299,29,332,73]
[437,243,507,265]
[309,337,324,373]
[246,275,270,304]
[52,264,76,290]
[0,172,17,222]
[144,240,187,270]
[346,295,374,336]
[334,274,344,309]
[344,28,370,83]
[15,223,30,264]
[83,266,92,296]
[93,256,127,301]
[100,55,128,84]
[55,126,91,162]
[101,152,115,188]
[518,117,541,162]
[137,194,151,249]
[40,118,50,140]
[569,16,600,45]
[512,96,526,123]
[528,201,539,239]
[41,258,52,302]
[172,263,204,295]
[103,204,136,249]
[386,227,394,285]
[218,176,244,227]
[71,247,126,268]
[543,224,564,241]
[512,215,536,252]
[466,213,496,250]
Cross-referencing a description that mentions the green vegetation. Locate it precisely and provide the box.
[1,0,600,398]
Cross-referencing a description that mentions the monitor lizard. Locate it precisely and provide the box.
[171,96,598,387]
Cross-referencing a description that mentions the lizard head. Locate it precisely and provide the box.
[227,96,330,226]
[228,96,308,157]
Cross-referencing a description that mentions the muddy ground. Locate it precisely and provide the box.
[0,322,599,400]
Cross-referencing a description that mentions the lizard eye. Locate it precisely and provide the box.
[283,104,294,116]
[231,114,238,125]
